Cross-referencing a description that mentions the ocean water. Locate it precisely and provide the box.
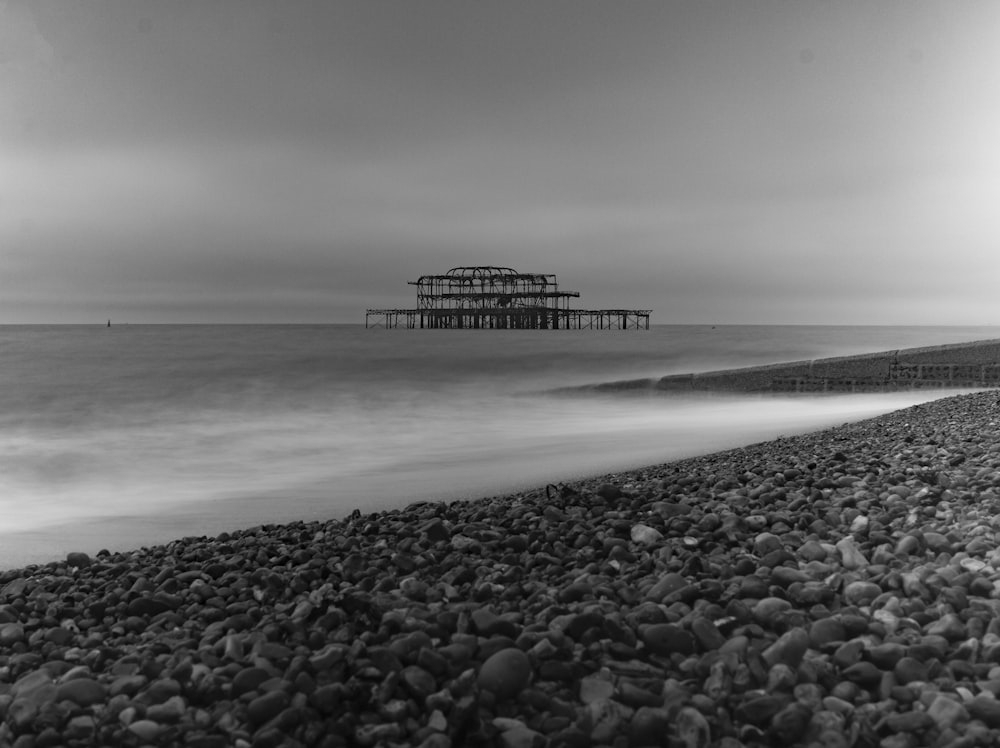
[1,323,998,567]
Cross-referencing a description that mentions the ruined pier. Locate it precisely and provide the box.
[365,266,650,330]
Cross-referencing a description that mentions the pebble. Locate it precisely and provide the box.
[762,628,809,669]
[641,623,695,656]
[477,648,532,702]
[835,537,869,570]
[54,678,106,707]
[842,580,882,607]
[66,551,92,568]
[630,523,663,546]
[629,706,671,745]
[927,694,969,731]
[676,706,711,748]
[0,391,995,746]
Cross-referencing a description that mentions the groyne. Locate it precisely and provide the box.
[655,338,1000,393]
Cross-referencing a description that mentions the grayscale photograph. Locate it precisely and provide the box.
[1,1,999,746]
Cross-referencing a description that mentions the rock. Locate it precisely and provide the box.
[841,662,883,686]
[927,694,969,731]
[835,537,868,570]
[579,676,615,705]
[247,690,290,725]
[586,698,632,744]
[66,551,92,568]
[809,618,847,649]
[762,628,809,669]
[690,617,726,651]
[127,721,164,742]
[770,567,809,587]
[55,678,106,707]
[420,518,451,543]
[754,532,784,557]
[894,657,929,685]
[769,703,812,745]
[7,669,57,731]
[831,640,864,669]
[644,573,688,601]
[470,608,519,638]
[968,695,1000,727]
[400,666,437,701]
[799,539,828,562]
[232,667,271,697]
[0,623,25,646]
[866,643,906,669]
[925,614,967,642]
[146,695,186,723]
[766,664,798,692]
[629,706,672,746]
[740,575,770,598]
[641,624,695,656]
[676,706,711,748]
[883,710,935,732]
[65,715,96,741]
[923,532,953,553]
[477,648,532,702]
[355,723,403,745]
[753,597,792,625]
[843,581,882,607]
[736,693,792,726]
[895,534,923,556]
[498,724,544,748]
[630,524,663,546]
[597,484,622,501]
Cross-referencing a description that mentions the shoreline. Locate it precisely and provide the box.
[0,390,966,572]
[2,390,1000,744]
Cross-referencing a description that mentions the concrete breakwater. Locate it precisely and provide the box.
[654,338,1000,393]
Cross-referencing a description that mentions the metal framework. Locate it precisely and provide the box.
[366,266,650,329]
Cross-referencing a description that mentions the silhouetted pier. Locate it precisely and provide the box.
[365,266,650,330]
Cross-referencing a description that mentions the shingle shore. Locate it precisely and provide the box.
[2,391,1000,747]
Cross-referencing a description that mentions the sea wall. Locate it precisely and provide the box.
[656,338,1000,393]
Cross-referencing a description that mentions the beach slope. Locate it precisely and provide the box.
[1,390,1000,745]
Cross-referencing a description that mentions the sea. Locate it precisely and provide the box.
[1,324,998,569]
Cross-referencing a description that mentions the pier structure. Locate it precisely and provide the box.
[365,266,650,330]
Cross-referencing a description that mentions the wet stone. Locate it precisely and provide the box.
[843,581,882,607]
[66,551,92,568]
[247,690,289,725]
[54,678,106,707]
[690,617,726,651]
[968,695,1000,727]
[763,628,809,669]
[799,539,828,562]
[629,706,671,746]
[810,618,847,649]
[477,648,532,702]
[835,537,869,570]
[753,597,792,625]
[644,573,688,602]
[841,662,883,686]
[578,676,614,705]
[769,702,812,746]
[676,706,711,748]
[884,710,935,733]
[927,694,969,731]
[471,608,519,639]
[641,623,695,656]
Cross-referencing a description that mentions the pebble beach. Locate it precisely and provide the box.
[2,390,1000,747]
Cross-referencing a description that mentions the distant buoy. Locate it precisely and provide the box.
[107,319,111,327]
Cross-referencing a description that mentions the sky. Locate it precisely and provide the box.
[1,1,999,324]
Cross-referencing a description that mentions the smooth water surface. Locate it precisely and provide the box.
[1,324,997,566]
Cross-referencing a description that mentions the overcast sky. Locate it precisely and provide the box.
[2,1,998,324]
